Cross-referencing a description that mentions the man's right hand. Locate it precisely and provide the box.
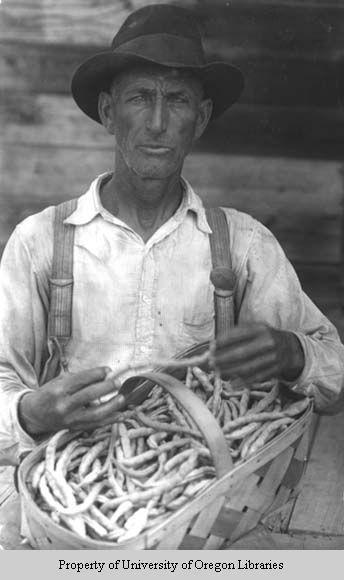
[17,367,126,437]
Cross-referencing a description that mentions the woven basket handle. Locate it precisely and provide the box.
[127,371,233,478]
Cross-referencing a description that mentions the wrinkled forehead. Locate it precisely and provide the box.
[109,63,204,94]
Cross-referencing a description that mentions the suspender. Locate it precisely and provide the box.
[205,208,236,340]
[47,199,78,371]
[47,202,235,377]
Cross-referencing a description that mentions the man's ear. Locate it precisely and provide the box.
[194,98,213,141]
[98,91,116,135]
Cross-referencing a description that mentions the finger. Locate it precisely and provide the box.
[68,414,116,432]
[62,367,111,395]
[70,378,118,409]
[66,393,127,428]
[215,336,276,369]
[245,363,280,384]
[220,351,278,381]
[216,324,267,349]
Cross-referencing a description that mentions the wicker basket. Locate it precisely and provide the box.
[18,344,313,550]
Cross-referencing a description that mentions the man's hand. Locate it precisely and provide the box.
[18,367,126,437]
[214,324,305,385]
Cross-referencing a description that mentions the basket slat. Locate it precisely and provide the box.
[187,495,225,538]
[251,447,294,509]
[223,473,260,512]
[209,504,243,539]
[156,520,191,549]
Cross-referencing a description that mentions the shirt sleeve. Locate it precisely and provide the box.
[232,215,344,411]
[0,226,50,465]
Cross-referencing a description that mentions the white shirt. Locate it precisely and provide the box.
[0,174,343,465]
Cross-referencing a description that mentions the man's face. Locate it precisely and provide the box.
[99,65,212,179]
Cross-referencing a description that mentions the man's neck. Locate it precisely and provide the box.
[100,167,183,243]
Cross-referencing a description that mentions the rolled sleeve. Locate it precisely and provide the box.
[287,329,344,409]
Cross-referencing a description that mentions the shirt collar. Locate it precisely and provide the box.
[64,173,110,226]
[64,172,212,234]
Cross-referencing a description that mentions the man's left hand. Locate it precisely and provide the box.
[214,323,305,385]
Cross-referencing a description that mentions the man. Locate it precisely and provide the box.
[0,4,343,466]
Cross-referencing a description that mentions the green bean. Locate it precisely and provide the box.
[246,418,293,457]
[135,411,201,438]
[192,366,214,394]
[239,388,250,416]
[225,422,261,441]
[78,439,109,480]
[250,384,279,414]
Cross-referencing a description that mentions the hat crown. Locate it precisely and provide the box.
[71,3,244,124]
[111,4,202,50]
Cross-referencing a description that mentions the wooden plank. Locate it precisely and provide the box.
[0,146,342,264]
[2,93,107,149]
[184,154,343,265]
[226,524,344,549]
[1,39,342,112]
[3,143,342,212]
[0,40,97,95]
[202,3,344,61]
[323,306,344,340]
[0,0,162,45]
[202,105,344,161]
[1,0,344,55]
[0,144,112,199]
[2,143,342,225]
[0,196,341,275]
[289,408,344,536]
[296,267,342,313]
[4,93,344,160]
[208,1,344,10]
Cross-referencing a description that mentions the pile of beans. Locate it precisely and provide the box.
[28,366,309,543]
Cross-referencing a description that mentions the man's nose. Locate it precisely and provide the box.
[146,98,168,134]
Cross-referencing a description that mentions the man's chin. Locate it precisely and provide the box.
[132,162,179,180]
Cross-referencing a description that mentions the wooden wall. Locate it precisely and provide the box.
[2,0,344,314]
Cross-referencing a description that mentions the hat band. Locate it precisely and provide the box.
[113,33,206,67]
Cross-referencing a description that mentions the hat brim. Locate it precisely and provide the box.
[71,51,244,123]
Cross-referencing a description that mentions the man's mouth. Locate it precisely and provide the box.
[139,145,172,155]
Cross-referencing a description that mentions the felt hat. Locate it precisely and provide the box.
[71,3,244,123]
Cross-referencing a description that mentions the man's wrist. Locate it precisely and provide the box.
[278,330,305,383]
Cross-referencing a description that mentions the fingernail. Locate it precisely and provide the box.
[105,368,115,380]
[113,394,126,411]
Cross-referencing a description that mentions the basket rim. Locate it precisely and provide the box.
[18,398,313,549]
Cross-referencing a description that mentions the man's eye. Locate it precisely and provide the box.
[129,95,147,103]
[169,95,188,104]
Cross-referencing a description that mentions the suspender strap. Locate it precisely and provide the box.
[48,199,78,342]
[206,207,236,339]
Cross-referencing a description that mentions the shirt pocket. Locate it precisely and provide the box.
[181,308,215,347]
